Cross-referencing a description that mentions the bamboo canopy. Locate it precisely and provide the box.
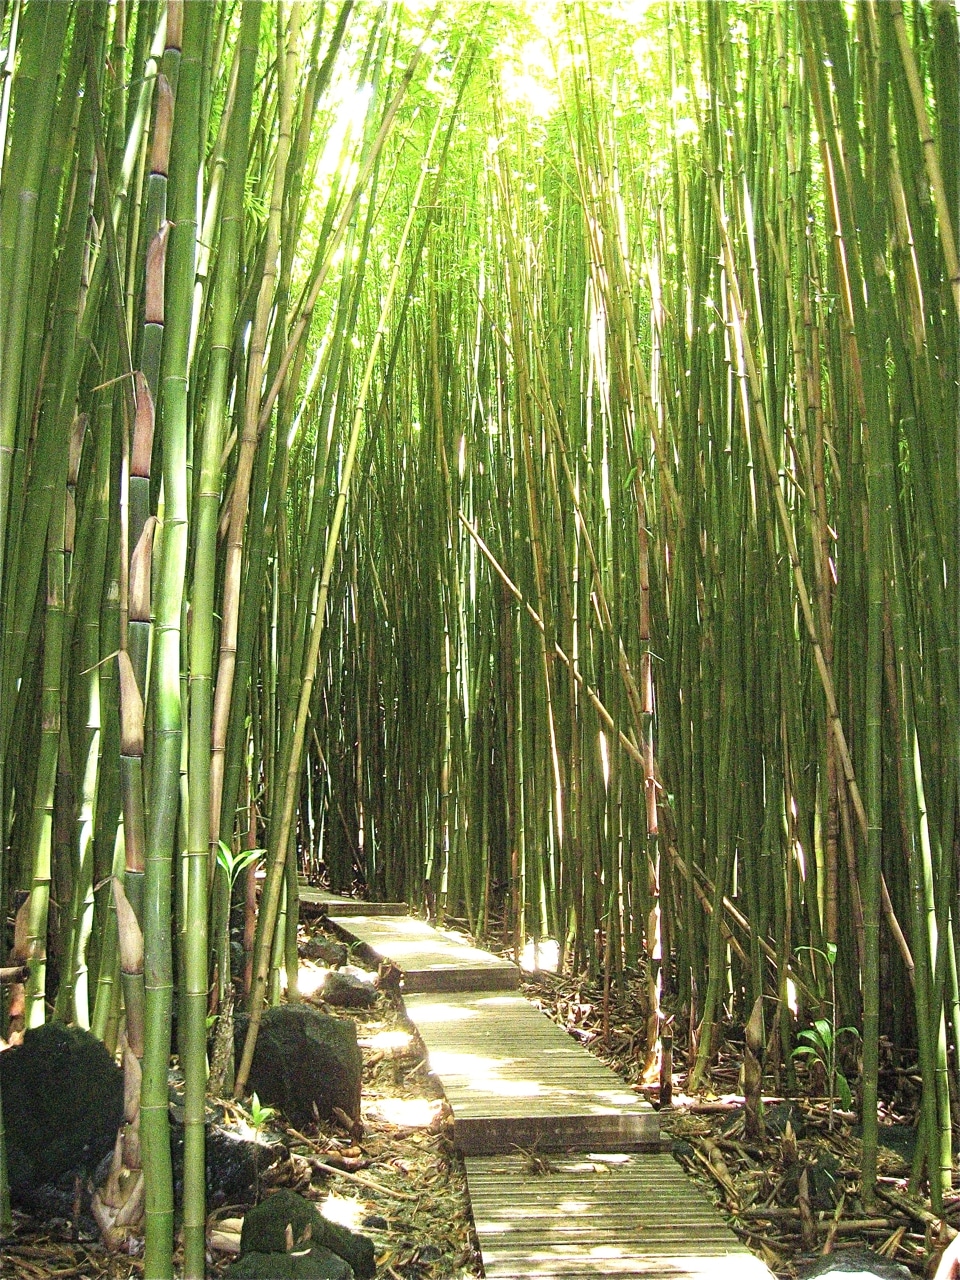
[0,0,958,1271]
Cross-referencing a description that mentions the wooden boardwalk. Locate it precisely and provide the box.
[467,1151,773,1278]
[299,887,408,917]
[315,904,774,1279]
[325,912,519,993]
[404,991,658,1155]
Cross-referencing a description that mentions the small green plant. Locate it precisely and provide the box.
[247,1092,277,1130]
[213,841,263,997]
[244,1093,278,1200]
[216,839,263,889]
[792,942,860,1129]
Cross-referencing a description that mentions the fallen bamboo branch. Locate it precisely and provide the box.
[877,1184,956,1235]
[306,1158,420,1200]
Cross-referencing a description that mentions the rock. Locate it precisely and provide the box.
[300,938,348,967]
[235,1007,362,1129]
[781,1151,841,1211]
[762,1100,807,1138]
[850,1122,916,1163]
[0,1022,123,1206]
[225,1247,355,1279]
[170,1116,284,1207]
[797,1246,913,1279]
[241,1189,375,1279]
[321,970,377,1010]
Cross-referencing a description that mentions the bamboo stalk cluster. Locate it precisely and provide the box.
[0,0,957,1267]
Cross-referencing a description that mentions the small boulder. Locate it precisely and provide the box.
[781,1151,841,1211]
[0,1022,123,1206]
[300,937,348,967]
[235,1006,362,1128]
[170,1115,283,1207]
[321,971,377,1010]
[761,1100,807,1138]
[798,1246,913,1279]
[241,1189,375,1279]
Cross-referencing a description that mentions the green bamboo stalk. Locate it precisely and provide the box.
[141,3,204,1271]
[194,0,260,985]
[209,1,300,859]
[0,1,70,606]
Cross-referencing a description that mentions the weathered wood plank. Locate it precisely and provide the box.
[466,1152,774,1279]
[299,889,408,916]
[403,992,659,1154]
[326,915,519,992]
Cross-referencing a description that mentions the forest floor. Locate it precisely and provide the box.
[3,914,956,1279]
[518,963,956,1279]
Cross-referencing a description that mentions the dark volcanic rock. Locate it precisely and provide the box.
[240,1189,374,1278]
[759,1100,807,1138]
[300,937,348,966]
[798,1246,913,1279]
[235,1006,362,1128]
[0,1022,123,1206]
[170,1115,284,1207]
[321,970,377,1010]
[780,1150,841,1211]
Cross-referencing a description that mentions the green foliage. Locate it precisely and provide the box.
[216,840,264,890]
[792,1019,860,1113]
[792,945,861,1121]
[247,1093,278,1130]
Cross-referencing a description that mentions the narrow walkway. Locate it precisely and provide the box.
[325,905,519,993]
[310,894,774,1279]
[299,887,408,917]
[404,990,658,1155]
[467,1151,774,1278]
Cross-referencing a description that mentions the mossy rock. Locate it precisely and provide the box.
[321,970,377,1010]
[0,1022,123,1204]
[169,1117,283,1208]
[240,1189,375,1279]
[225,1247,354,1279]
[797,1245,912,1278]
[234,1007,362,1128]
[300,938,348,966]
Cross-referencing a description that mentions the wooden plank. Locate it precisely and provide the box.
[465,1152,774,1279]
[403,992,659,1154]
[326,915,519,993]
[298,889,408,916]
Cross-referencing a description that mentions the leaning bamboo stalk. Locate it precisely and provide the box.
[888,0,960,317]
[190,0,260,980]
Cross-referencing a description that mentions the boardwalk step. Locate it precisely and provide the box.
[465,1151,774,1278]
[299,889,408,917]
[326,915,519,993]
[403,991,658,1155]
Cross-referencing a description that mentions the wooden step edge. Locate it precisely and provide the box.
[455,1111,660,1156]
[299,890,409,916]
